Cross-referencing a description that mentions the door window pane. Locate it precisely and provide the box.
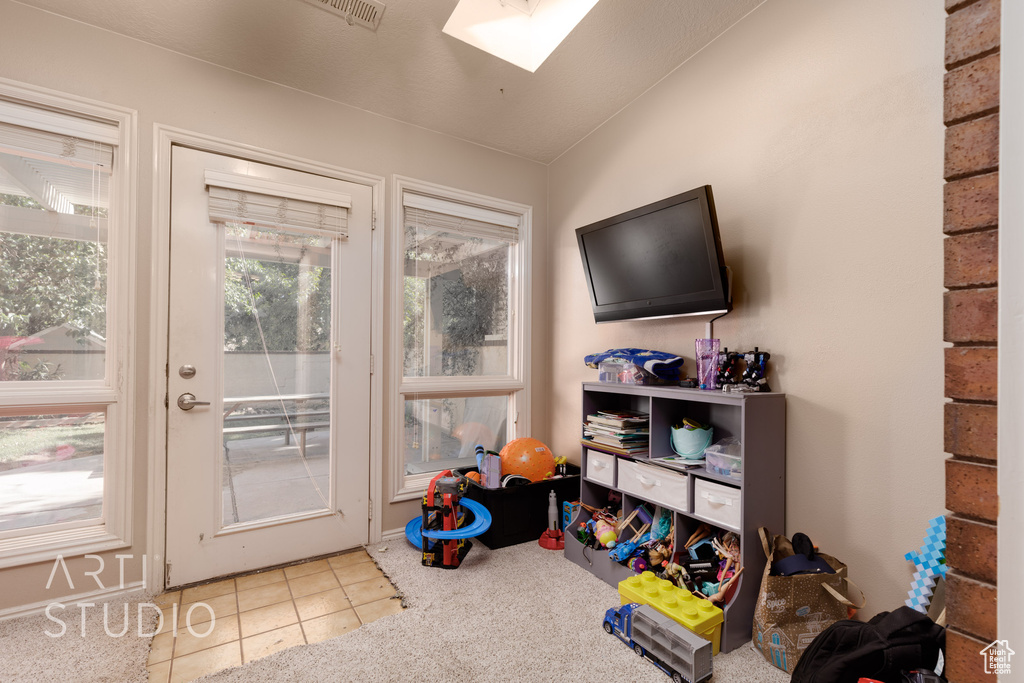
[403,223,510,378]
[404,395,508,475]
[221,224,332,526]
[0,411,105,531]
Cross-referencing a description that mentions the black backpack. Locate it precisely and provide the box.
[790,607,945,683]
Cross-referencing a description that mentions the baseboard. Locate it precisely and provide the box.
[0,581,148,622]
[379,527,407,543]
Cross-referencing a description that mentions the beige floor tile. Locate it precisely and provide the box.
[235,568,286,592]
[176,592,238,627]
[169,641,242,683]
[147,659,171,683]
[327,550,371,570]
[333,561,383,586]
[148,631,174,664]
[241,623,306,663]
[172,614,240,658]
[238,600,299,638]
[354,597,405,624]
[181,578,236,604]
[236,580,292,612]
[156,606,177,635]
[153,591,181,609]
[288,569,340,598]
[301,608,361,644]
[342,576,397,607]
[294,587,352,622]
[283,559,330,580]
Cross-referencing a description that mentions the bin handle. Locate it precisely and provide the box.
[592,460,608,470]
[637,474,661,487]
[704,492,733,506]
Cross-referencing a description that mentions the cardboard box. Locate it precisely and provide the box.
[456,465,581,549]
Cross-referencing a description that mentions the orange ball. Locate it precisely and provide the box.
[498,438,556,483]
[465,471,481,484]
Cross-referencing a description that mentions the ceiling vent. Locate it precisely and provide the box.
[300,0,386,30]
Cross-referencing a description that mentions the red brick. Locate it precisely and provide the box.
[945,401,998,460]
[946,571,997,641]
[946,0,1000,69]
[946,458,998,521]
[945,347,997,401]
[945,628,992,682]
[944,287,997,342]
[945,52,1000,123]
[944,172,998,234]
[946,515,997,584]
[945,114,999,180]
[944,229,998,287]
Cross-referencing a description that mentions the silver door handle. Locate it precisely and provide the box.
[177,393,211,411]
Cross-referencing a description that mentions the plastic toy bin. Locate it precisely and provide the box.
[455,465,581,549]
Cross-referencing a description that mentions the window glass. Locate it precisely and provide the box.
[404,395,508,475]
[402,223,510,378]
[0,153,109,382]
[0,410,105,531]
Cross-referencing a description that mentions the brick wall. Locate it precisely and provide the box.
[943,0,999,680]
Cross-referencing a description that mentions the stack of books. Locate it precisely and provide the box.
[582,409,650,456]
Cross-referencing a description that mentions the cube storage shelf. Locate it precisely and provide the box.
[564,382,786,654]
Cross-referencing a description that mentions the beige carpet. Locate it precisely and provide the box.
[0,593,155,682]
[198,539,792,682]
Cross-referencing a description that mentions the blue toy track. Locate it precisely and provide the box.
[404,497,493,547]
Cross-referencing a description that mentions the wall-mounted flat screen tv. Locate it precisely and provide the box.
[575,185,730,323]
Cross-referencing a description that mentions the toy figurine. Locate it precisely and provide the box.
[594,517,618,548]
[741,347,771,392]
[716,348,742,387]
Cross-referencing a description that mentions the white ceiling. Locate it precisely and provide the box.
[15,0,762,164]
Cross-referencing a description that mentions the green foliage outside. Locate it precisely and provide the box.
[0,194,107,381]
[223,255,331,352]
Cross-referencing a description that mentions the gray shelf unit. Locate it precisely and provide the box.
[565,382,786,654]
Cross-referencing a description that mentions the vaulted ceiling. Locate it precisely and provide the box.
[14,0,763,163]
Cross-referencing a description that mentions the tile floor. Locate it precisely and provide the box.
[146,549,403,683]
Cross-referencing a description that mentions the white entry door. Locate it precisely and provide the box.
[165,146,372,587]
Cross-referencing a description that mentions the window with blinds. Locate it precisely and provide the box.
[0,83,134,562]
[396,183,530,489]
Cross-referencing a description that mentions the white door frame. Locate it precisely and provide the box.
[999,3,1023,658]
[147,126,384,590]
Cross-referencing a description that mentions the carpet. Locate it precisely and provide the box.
[0,593,156,683]
[200,539,792,683]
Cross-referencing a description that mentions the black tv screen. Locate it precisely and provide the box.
[575,185,730,323]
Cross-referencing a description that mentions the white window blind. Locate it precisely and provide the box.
[403,192,519,244]
[0,100,115,171]
[205,170,351,238]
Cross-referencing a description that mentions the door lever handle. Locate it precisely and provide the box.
[177,393,211,411]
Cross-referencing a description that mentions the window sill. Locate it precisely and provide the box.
[0,524,129,570]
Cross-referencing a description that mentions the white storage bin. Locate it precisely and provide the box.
[585,449,617,487]
[693,478,741,530]
[618,459,688,513]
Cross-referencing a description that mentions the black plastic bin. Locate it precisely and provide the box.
[455,465,581,549]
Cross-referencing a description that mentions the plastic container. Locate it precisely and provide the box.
[703,437,742,479]
[705,451,742,479]
[598,359,657,384]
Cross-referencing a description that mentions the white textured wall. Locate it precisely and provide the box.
[548,0,944,616]
[0,0,548,608]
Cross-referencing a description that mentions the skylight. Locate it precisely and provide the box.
[443,0,600,73]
